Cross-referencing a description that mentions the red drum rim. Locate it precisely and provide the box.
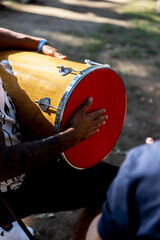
[54,66,127,169]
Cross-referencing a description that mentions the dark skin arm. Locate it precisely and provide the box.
[0,97,107,182]
[0,27,66,59]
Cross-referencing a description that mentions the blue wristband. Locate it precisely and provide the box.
[37,39,47,53]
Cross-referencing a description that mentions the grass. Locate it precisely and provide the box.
[100,24,115,34]
[112,0,160,58]
[154,60,160,66]
[98,1,160,59]
[83,35,105,54]
[62,0,160,61]
[62,32,106,61]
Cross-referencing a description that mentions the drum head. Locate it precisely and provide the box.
[59,67,126,169]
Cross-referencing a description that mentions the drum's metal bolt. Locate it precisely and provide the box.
[84,59,110,68]
[57,65,63,70]
[57,65,72,76]
[57,65,82,76]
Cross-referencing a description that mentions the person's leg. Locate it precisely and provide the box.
[69,207,102,240]
[0,157,118,239]
[0,190,34,240]
[67,161,119,240]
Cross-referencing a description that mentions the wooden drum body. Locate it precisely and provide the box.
[0,50,126,169]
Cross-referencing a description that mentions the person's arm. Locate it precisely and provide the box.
[0,27,66,59]
[0,97,107,182]
[86,214,103,240]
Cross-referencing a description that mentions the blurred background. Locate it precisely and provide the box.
[0,0,160,239]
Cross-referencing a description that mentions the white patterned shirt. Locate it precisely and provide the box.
[0,77,25,192]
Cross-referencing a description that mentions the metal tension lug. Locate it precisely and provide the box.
[57,65,72,76]
[84,59,110,68]
[57,65,83,76]
[35,97,60,112]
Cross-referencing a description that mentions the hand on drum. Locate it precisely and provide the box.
[41,42,66,59]
[69,97,108,143]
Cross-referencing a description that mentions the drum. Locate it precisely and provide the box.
[0,50,126,169]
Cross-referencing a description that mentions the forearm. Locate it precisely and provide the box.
[0,27,66,58]
[0,97,107,181]
[0,128,78,182]
[0,27,42,51]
